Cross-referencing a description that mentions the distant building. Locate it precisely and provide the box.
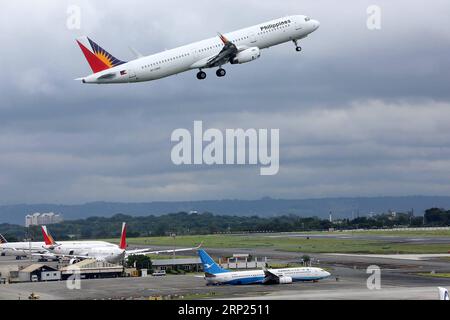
[219,254,267,269]
[18,264,60,282]
[60,259,123,280]
[152,258,203,272]
[25,212,63,227]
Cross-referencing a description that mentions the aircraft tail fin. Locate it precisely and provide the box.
[119,222,127,250]
[0,234,7,244]
[41,226,57,246]
[198,249,230,274]
[76,36,126,73]
[438,287,449,300]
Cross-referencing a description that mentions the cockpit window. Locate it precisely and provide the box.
[305,17,311,22]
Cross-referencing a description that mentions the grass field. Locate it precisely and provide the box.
[332,229,450,237]
[103,232,450,254]
[417,273,450,279]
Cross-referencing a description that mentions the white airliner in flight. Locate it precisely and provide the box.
[41,223,201,264]
[75,15,320,84]
[198,250,330,285]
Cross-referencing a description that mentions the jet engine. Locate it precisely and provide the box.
[278,276,293,284]
[231,47,261,64]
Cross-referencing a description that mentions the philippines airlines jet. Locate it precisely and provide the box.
[0,233,55,260]
[75,15,320,84]
[41,223,201,264]
[198,250,330,285]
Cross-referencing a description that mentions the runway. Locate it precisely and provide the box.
[229,287,443,300]
[244,232,450,244]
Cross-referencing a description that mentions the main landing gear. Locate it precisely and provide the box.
[293,39,302,52]
[216,68,226,77]
[196,70,207,80]
[196,68,227,80]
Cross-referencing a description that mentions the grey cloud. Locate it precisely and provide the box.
[0,0,449,205]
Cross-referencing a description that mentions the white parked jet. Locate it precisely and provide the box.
[75,15,320,84]
[41,223,201,264]
[198,250,330,285]
[0,233,56,260]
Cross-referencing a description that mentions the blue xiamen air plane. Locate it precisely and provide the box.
[198,250,330,285]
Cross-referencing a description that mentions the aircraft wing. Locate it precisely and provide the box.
[125,242,203,257]
[31,252,58,258]
[32,252,93,260]
[191,33,239,69]
[7,246,49,254]
[262,268,280,284]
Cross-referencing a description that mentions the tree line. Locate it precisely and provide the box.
[0,208,448,241]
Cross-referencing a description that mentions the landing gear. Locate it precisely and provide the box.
[293,40,302,52]
[196,70,207,80]
[216,68,226,77]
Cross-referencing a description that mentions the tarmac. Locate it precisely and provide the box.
[1,232,449,300]
[1,250,449,300]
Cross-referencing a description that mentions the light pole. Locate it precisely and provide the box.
[172,233,176,264]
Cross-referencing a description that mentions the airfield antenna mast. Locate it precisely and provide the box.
[27,227,32,264]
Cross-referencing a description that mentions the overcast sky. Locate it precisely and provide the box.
[1,0,450,204]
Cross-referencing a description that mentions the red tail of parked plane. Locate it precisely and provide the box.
[119,222,127,250]
[41,226,56,246]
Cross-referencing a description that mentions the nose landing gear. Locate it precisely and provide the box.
[293,40,302,52]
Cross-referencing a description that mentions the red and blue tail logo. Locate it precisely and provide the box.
[76,36,126,73]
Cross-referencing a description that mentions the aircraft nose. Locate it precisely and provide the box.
[312,20,320,30]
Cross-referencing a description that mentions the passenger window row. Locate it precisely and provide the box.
[141,52,191,69]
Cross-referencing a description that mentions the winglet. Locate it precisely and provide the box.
[0,234,7,244]
[438,287,449,300]
[41,226,57,246]
[119,222,127,250]
[217,33,230,45]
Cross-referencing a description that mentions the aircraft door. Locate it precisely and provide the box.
[190,47,199,61]
[249,31,257,45]
[128,69,137,80]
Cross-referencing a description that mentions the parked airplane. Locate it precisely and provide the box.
[75,15,320,84]
[197,249,330,285]
[41,223,201,264]
[0,233,55,260]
